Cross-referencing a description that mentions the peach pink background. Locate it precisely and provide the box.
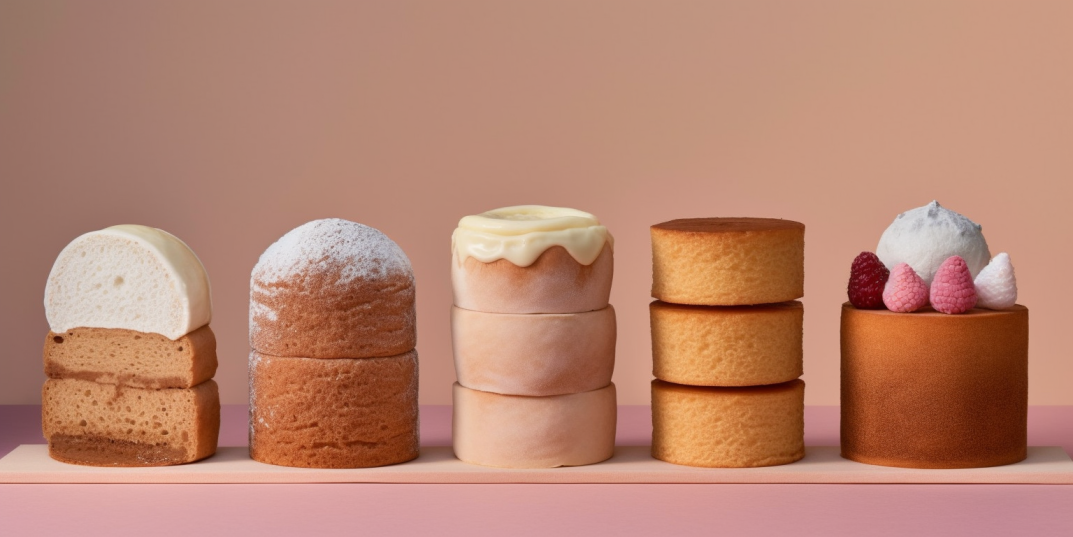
[1,1,1070,406]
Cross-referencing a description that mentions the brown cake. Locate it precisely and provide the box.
[250,219,416,359]
[841,304,1028,468]
[651,218,804,306]
[651,379,805,468]
[41,225,220,466]
[650,300,802,386]
[841,201,1028,469]
[44,326,217,389]
[249,351,419,468]
[249,218,420,468]
[42,378,220,466]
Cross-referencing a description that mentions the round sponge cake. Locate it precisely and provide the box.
[452,305,616,396]
[652,379,804,468]
[651,300,802,386]
[250,219,415,359]
[651,218,804,306]
[452,382,617,468]
[452,244,613,314]
[249,350,419,468]
[841,303,1028,469]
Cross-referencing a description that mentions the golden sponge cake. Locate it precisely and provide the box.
[651,218,804,306]
[650,301,802,386]
[652,379,804,468]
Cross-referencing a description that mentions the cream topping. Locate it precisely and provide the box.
[45,224,212,339]
[452,205,613,266]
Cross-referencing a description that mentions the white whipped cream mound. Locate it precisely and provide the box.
[45,225,212,340]
[975,253,1018,309]
[875,201,991,285]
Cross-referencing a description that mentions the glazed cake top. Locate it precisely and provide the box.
[452,205,612,267]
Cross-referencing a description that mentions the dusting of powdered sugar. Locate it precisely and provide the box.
[252,218,413,285]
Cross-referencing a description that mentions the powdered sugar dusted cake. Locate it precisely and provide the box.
[250,218,416,359]
[248,218,419,469]
[841,201,1028,469]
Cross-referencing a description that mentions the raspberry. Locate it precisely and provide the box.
[847,252,889,309]
[882,263,929,313]
[930,256,977,314]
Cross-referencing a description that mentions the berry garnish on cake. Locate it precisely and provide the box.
[847,252,889,309]
[847,201,1018,314]
[882,263,929,313]
[930,256,978,314]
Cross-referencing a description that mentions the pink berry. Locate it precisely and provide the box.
[930,256,977,314]
[882,263,929,313]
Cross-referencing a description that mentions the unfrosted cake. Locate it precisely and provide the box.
[42,225,220,466]
[450,206,617,468]
[841,201,1027,469]
[249,219,419,468]
[649,217,805,468]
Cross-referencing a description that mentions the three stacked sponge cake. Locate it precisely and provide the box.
[248,219,419,468]
[650,218,805,467]
[42,225,220,466]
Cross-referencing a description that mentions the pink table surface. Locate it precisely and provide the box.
[2,405,1072,536]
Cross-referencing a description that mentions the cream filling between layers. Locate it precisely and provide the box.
[452,205,613,267]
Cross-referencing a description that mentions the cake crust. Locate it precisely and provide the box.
[650,301,802,386]
[840,303,1028,469]
[652,379,805,468]
[651,218,804,306]
[452,306,616,396]
[44,325,217,389]
[452,244,613,314]
[249,350,419,469]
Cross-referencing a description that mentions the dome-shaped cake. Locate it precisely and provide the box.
[250,218,416,359]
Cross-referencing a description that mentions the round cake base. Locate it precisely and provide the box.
[650,300,802,386]
[452,382,617,468]
[651,379,804,468]
[452,305,616,396]
[840,303,1028,469]
[249,350,419,469]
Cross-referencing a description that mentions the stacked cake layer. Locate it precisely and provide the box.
[42,225,220,466]
[248,219,419,468]
[650,218,805,468]
[450,206,618,468]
